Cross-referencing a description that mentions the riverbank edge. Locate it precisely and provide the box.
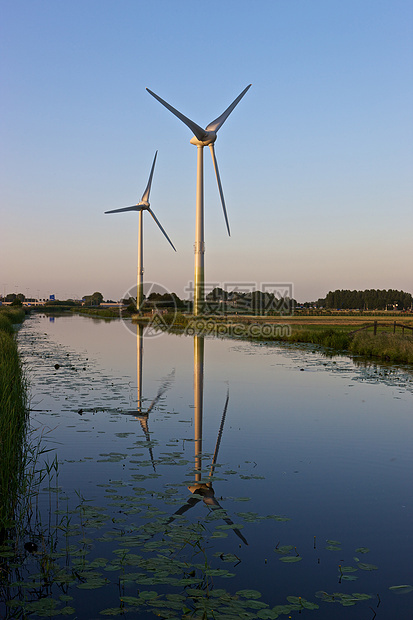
[45,308,413,365]
[151,313,413,365]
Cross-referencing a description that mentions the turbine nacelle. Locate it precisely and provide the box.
[137,201,150,210]
[190,131,217,147]
[187,483,214,497]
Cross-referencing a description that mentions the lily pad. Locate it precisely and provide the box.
[236,589,262,599]
[357,562,378,571]
[257,610,279,619]
[350,593,373,600]
[274,545,293,555]
[389,585,413,595]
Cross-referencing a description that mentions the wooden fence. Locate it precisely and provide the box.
[349,321,413,336]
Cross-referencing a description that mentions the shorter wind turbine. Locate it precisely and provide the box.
[146,85,251,315]
[105,151,176,311]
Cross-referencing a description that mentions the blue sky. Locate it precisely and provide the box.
[1,0,412,302]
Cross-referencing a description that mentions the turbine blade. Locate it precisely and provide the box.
[165,496,201,525]
[141,151,158,203]
[146,88,207,142]
[148,208,177,251]
[206,84,251,133]
[209,144,230,236]
[145,384,167,414]
[203,496,248,545]
[146,370,175,414]
[105,205,142,214]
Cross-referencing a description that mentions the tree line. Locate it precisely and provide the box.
[3,288,411,313]
[317,289,412,310]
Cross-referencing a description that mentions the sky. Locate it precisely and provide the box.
[1,0,412,303]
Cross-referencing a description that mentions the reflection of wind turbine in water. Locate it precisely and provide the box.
[123,323,175,471]
[104,151,176,311]
[168,335,248,545]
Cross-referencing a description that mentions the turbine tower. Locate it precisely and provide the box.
[105,151,176,311]
[146,85,251,315]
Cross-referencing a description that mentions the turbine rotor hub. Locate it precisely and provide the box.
[190,131,217,147]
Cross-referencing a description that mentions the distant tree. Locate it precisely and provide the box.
[83,292,103,307]
[204,288,228,313]
[323,289,412,310]
[121,297,135,306]
[146,292,179,309]
[206,287,228,302]
[6,293,26,302]
[126,301,137,313]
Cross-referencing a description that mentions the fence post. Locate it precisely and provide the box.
[374,320,377,336]
[393,321,396,334]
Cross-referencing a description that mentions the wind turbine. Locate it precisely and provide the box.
[105,151,176,312]
[146,85,251,315]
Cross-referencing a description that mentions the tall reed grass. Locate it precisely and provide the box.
[0,308,28,532]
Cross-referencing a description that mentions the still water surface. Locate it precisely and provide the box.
[4,314,413,618]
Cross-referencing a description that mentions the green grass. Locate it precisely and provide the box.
[0,306,25,326]
[76,307,121,318]
[0,313,14,334]
[287,327,351,350]
[0,308,29,532]
[349,331,413,364]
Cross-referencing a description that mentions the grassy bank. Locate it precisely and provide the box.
[349,331,413,364]
[0,308,28,531]
[147,312,413,364]
[75,307,123,318]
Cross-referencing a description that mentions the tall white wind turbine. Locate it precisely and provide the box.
[146,85,251,315]
[105,151,176,311]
